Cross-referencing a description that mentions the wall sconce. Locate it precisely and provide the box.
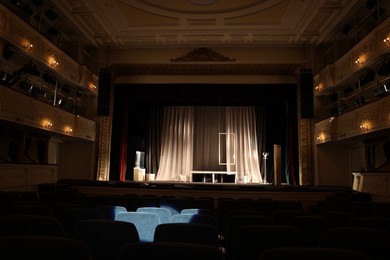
[316,132,327,142]
[64,126,73,135]
[359,121,370,132]
[315,82,324,93]
[50,60,59,68]
[48,56,59,68]
[355,57,365,66]
[42,119,53,129]
[22,40,33,51]
[384,36,390,45]
[88,82,97,90]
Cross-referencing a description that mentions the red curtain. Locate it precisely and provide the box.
[119,103,128,181]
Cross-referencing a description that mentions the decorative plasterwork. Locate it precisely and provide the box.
[53,0,359,47]
[113,63,301,76]
[171,48,235,62]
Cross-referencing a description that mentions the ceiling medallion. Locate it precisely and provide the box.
[188,0,218,6]
[171,47,235,62]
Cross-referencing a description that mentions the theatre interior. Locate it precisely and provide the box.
[1,0,390,259]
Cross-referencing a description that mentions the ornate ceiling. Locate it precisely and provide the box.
[53,0,360,48]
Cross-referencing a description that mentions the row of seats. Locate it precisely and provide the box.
[0,235,224,260]
[2,203,390,259]
[1,189,390,260]
[1,217,389,260]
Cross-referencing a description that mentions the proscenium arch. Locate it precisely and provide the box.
[96,62,309,184]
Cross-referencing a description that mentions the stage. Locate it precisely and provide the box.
[51,179,368,211]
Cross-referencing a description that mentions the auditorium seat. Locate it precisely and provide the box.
[7,205,54,216]
[181,208,217,216]
[230,225,303,260]
[160,196,193,216]
[115,211,161,242]
[74,219,139,260]
[318,226,390,260]
[347,216,390,233]
[224,215,274,257]
[171,213,217,227]
[259,247,370,260]
[95,205,127,220]
[373,202,390,217]
[126,195,158,211]
[0,214,66,237]
[154,223,220,247]
[117,241,224,260]
[288,215,336,247]
[272,209,312,225]
[59,207,105,237]
[136,206,172,224]
[0,235,93,260]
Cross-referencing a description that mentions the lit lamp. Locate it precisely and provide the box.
[22,40,33,51]
[42,119,53,129]
[359,121,369,132]
[64,126,73,135]
[315,82,324,93]
[355,57,364,66]
[384,36,390,45]
[88,82,97,90]
[316,132,326,143]
[48,56,59,68]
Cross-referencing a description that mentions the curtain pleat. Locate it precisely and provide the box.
[156,106,194,181]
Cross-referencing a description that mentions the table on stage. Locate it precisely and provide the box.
[190,171,236,183]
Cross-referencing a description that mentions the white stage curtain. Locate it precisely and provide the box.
[226,106,262,183]
[156,106,194,181]
[156,106,261,183]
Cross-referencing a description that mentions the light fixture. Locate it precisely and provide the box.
[384,36,390,45]
[42,119,53,129]
[22,40,33,51]
[315,82,324,93]
[88,82,97,90]
[360,124,368,132]
[359,120,370,132]
[50,60,59,68]
[64,126,73,135]
[316,132,326,142]
[48,56,59,68]
[355,58,363,66]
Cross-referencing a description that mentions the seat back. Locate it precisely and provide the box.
[347,216,390,233]
[181,208,216,216]
[74,219,139,260]
[115,211,161,242]
[231,225,303,260]
[95,205,127,220]
[259,247,370,260]
[118,242,224,260]
[224,215,274,255]
[288,215,336,246]
[0,214,65,237]
[8,205,53,216]
[0,235,92,260]
[59,207,105,237]
[136,207,172,224]
[318,226,390,260]
[154,223,220,247]
[171,213,217,227]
